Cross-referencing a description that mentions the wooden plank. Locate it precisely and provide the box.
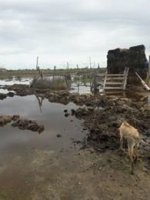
[94,68,129,92]
[106,77,125,80]
[96,73,126,77]
[105,82,123,85]
[123,73,128,90]
[105,91,125,94]
[148,55,150,80]
[104,86,124,90]
[103,72,107,90]
[135,72,150,91]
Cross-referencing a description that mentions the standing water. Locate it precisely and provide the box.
[0,78,89,200]
[0,78,150,200]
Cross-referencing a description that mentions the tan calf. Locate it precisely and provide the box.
[118,121,140,174]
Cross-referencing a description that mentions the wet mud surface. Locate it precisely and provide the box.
[0,83,150,200]
[0,149,150,200]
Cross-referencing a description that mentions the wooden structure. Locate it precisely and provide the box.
[92,67,129,92]
[36,56,43,78]
[135,72,150,91]
[148,55,150,80]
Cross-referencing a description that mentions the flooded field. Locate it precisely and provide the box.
[0,78,150,200]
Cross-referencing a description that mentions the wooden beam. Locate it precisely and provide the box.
[135,72,150,91]
[36,56,43,78]
[104,86,124,90]
[148,55,150,80]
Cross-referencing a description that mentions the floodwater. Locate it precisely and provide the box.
[0,78,150,200]
[0,95,86,153]
[0,78,90,199]
[0,76,92,94]
[0,76,31,86]
[0,77,91,158]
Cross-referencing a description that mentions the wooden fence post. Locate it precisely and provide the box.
[148,55,150,80]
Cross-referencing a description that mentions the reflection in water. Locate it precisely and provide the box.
[70,83,92,94]
[35,95,44,112]
[0,95,86,153]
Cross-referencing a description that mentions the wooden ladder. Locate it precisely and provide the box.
[104,67,129,90]
[94,67,129,91]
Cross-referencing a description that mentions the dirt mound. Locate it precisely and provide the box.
[12,118,44,133]
[0,115,44,133]
[70,95,150,159]
[4,84,33,96]
[0,115,21,126]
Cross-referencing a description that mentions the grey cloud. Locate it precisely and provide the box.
[0,0,150,68]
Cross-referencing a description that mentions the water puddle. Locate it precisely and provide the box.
[0,76,93,94]
[0,79,90,199]
[0,95,87,154]
[0,77,32,86]
[0,77,92,159]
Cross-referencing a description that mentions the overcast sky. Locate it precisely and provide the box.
[0,0,150,69]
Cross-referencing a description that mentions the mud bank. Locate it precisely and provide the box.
[0,115,44,133]
[3,84,33,96]
[73,96,150,151]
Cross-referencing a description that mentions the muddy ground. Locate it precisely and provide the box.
[0,84,150,200]
[0,148,150,200]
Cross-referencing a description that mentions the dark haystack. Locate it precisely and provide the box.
[107,45,148,82]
